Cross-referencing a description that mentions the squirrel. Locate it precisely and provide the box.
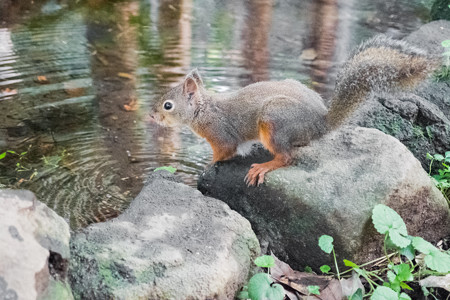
[150,35,439,186]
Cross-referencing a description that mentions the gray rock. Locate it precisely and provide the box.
[69,172,260,300]
[0,189,73,300]
[198,127,450,270]
[405,20,450,55]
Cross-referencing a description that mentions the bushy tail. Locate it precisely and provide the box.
[326,35,440,129]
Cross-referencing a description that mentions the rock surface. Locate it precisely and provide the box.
[69,172,260,300]
[0,189,73,300]
[198,127,450,270]
[347,21,450,170]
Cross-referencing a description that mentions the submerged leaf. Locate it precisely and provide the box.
[154,166,177,173]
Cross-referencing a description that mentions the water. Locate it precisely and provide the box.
[0,0,430,228]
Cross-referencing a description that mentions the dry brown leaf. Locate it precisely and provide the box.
[118,72,134,80]
[271,253,332,297]
[319,279,344,300]
[420,274,450,292]
[300,48,317,61]
[284,288,301,300]
[96,55,109,66]
[35,75,49,83]
[122,97,138,111]
[1,88,18,96]
[340,271,364,298]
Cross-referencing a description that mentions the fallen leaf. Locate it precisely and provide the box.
[340,271,365,297]
[319,279,344,300]
[0,88,18,96]
[63,82,85,97]
[420,274,450,292]
[284,288,301,300]
[271,253,332,297]
[96,55,109,66]
[118,72,134,80]
[122,97,138,111]
[300,48,317,61]
[35,75,49,84]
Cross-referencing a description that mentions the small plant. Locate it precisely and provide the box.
[0,149,31,172]
[318,204,450,299]
[0,146,38,185]
[434,40,450,82]
[318,234,341,280]
[426,152,450,204]
[238,255,284,300]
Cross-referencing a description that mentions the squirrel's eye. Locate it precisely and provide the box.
[163,100,174,111]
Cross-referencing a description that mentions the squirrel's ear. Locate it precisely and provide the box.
[186,69,203,86]
[183,69,203,97]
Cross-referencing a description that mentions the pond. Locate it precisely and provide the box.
[0,0,430,228]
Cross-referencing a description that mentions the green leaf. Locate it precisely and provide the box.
[387,270,396,283]
[307,285,320,295]
[399,292,412,300]
[411,237,435,255]
[349,288,363,300]
[399,242,415,261]
[20,151,27,156]
[343,259,359,268]
[426,153,433,160]
[320,265,331,274]
[254,255,275,268]
[442,40,450,48]
[304,266,313,273]
[248,273,284,300]
[424,249,450,273]
[399,282,413,291]
[237,290,249,299]
[153,166,177,173]
[434,154,445,161]
[372,204,410,248]
[421,286,430,296]
[7,150,16,154]
[318,235,334,254]
[412,237,450,272]
[393,264,413,282]
[371,286,399,300]
[0,152,6,160]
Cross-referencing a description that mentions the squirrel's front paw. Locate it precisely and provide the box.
[244,163,269,187]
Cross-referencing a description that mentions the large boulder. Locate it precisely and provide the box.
[0,189,73,300]
[348,20,450,170]
[198,126,450,270]
[69,172,260,300]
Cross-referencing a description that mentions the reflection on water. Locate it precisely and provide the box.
[0,0,430,228]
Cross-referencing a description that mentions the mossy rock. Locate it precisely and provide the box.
[431,0,450,21]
